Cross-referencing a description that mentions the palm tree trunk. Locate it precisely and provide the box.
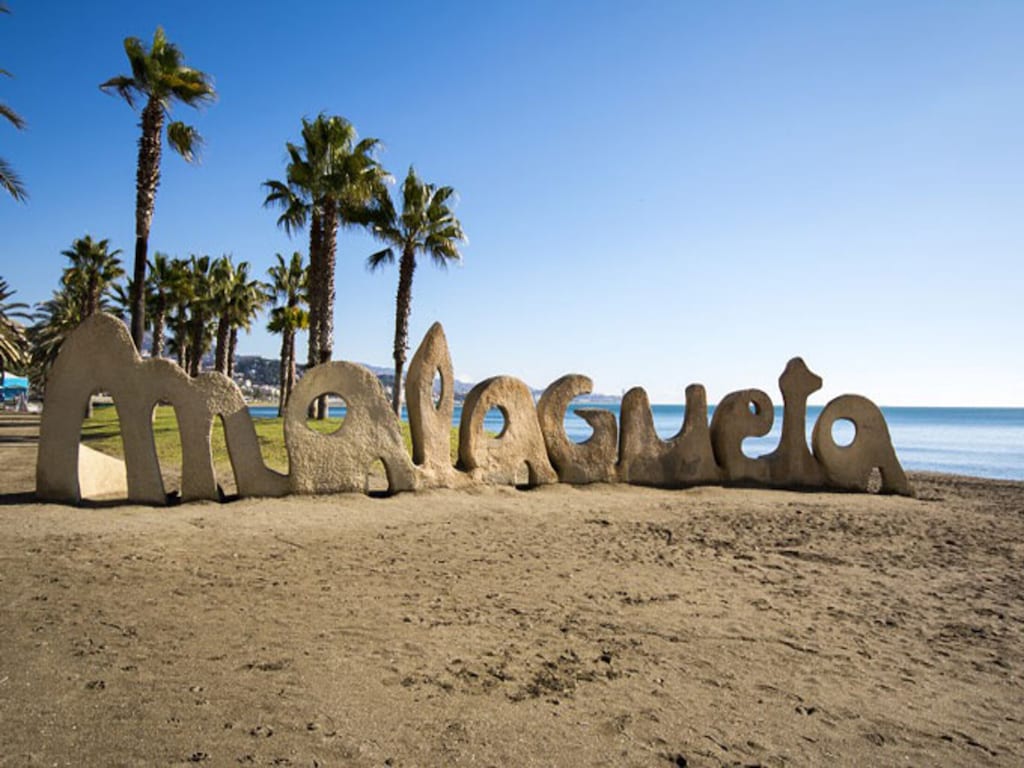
[315,201,340,420]
[306,209,326,419]
[319,199,338,369]
[176,319,188,369]
[151,307,165,358]
[188,317,204,376]
[286,329,297,411]
[391,247,416,415]
[214,315,229,374]
[86,276,100,318]
[131,98,165,351]
[228,327,238,378]
[277,331,288,417]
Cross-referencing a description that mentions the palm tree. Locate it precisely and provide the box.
[165,256,193,369]
[216,258,269,378]
[0,277,29,392]
[107,279,132,323]
[263,114,387,417]
[211,255,235,374]
[1,3,27,202]
[27,289,80,391]
[180,254,215,376]
[367,167,467,415]
[101,26,215,351]
[59,235,125,318]
[266,252,308,415]
[27,236,126,396]
[145,252,178,358]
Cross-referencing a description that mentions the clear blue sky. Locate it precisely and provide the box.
[2,1,1021,406]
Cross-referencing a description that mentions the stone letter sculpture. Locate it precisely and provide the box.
[710,389,774,484]
[405,322,459,487]
[37,314,914,505]
[763,357,826,488]
[618,384,720,488]
[284,361,416,494]
[36,313,288,504]
[536,374,617,484]
[811,394,911,495]
[458,376,557,486]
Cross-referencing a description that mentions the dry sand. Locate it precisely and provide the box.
[1,413,1022,766]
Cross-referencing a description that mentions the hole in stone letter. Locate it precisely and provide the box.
[214,414,237,498]
[365,458,390,496]
[748,400,759,416]
[432,369,443,410]
[154,401,182,499]
[78,396,129,503]
[304,393,347,435]
[484,406,508,439]
[566,399,597,445]
[831,418,856,447]
[514,461,531,488]
[867,467,882,493]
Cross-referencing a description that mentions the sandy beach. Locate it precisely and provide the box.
[1,413,1022,767]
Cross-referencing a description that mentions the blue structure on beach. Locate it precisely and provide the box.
[1,373,29,402]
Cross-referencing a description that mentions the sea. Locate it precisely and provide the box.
[247,404,1024,482]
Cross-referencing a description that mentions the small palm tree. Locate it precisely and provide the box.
[27,289,79,391]
[266,252,308,415]
[1,3,27,202]
[145,252,179,358]
[182,254,215,376]
[211,255,236,374]
[222,260,269,378]
[367,167,466,415]
[0,276,29,392]
[165,256,193,368]
[101,26,215,350]
[28,237,125,396]
[263,114,387,417]
[59,235,125,318]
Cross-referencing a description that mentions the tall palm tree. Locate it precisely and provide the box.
[263,114,387,417]
[1,3,27,202]
[367,167,467,415]
[59,235,125,318]
[266,252,308,415]
[0,277,29,392]
[101,26,215,351]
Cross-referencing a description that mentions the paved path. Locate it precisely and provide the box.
[0,412,39,500]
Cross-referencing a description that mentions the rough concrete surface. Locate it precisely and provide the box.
[536,374,617,484]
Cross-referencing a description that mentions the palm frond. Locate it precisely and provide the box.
[0,101,26,130]
[98,74,139,108]
[123,35,150,90]
[0,156,27,201]
[366,248,395,271]
[167,121,203,162]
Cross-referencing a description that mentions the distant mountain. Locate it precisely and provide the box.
[232,355,483,401]
[232,355,621,403]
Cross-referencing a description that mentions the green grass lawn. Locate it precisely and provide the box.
[81,403,460,482]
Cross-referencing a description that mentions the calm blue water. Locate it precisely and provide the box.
[248,404,1024,482]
